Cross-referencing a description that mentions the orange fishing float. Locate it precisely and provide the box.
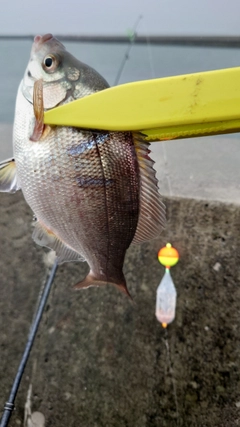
[156,243,179,328]
[158,243,179,269]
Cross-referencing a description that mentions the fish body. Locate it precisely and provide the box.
[0,34,165,295]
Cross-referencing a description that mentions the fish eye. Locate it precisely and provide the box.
[42,54,59,73]
[45,57,53,67]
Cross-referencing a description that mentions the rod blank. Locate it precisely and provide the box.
[0,259,58,427]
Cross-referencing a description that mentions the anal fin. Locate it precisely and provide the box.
[32,221,85,264]
[132,133,166,244]
[0,158,21,193]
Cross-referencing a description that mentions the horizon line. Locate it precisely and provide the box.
[0,34,240,47]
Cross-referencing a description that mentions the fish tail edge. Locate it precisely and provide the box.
[73,272,132,299]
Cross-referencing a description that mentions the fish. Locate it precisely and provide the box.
[0,34,165,296]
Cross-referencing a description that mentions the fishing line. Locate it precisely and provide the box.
[143,21,179,421]
[115,15,173,197]
[163,329,179,424]
[143,26,155,80]
[114,15,142,86]
[142,20,173,198]
[0,259,58,427]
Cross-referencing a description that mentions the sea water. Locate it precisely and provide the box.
[0,38,240,123]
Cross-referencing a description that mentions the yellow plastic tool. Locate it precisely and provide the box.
[44,66,240,141]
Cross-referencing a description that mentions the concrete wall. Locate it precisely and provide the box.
[0,192,240,426]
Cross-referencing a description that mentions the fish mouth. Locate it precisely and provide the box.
[34,34,53,44]
[32,33,65,54]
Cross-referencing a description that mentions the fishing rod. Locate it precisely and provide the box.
[0,259,58,427]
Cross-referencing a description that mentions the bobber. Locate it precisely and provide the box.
[156,243,179,328]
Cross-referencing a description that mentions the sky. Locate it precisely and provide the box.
[1,0,240,36]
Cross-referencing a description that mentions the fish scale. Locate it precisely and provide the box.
[0,34,165,295]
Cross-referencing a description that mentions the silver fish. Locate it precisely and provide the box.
[0,34,165,296]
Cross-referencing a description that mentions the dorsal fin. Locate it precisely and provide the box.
[132,134,165,244]
[32,221,85,264]
[0,158,21,193]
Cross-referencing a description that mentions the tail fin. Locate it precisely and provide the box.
[73,271,131,298]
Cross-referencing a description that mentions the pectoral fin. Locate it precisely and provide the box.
[0,158,21,193]
[32,220,85,263]
[30,79,45,142]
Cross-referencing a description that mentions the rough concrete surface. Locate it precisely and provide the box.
[0,192,240,426]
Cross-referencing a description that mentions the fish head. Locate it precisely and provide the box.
[22,33,109,109]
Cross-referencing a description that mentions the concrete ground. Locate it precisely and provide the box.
[0,193,240,426]
[0,124,240,426]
